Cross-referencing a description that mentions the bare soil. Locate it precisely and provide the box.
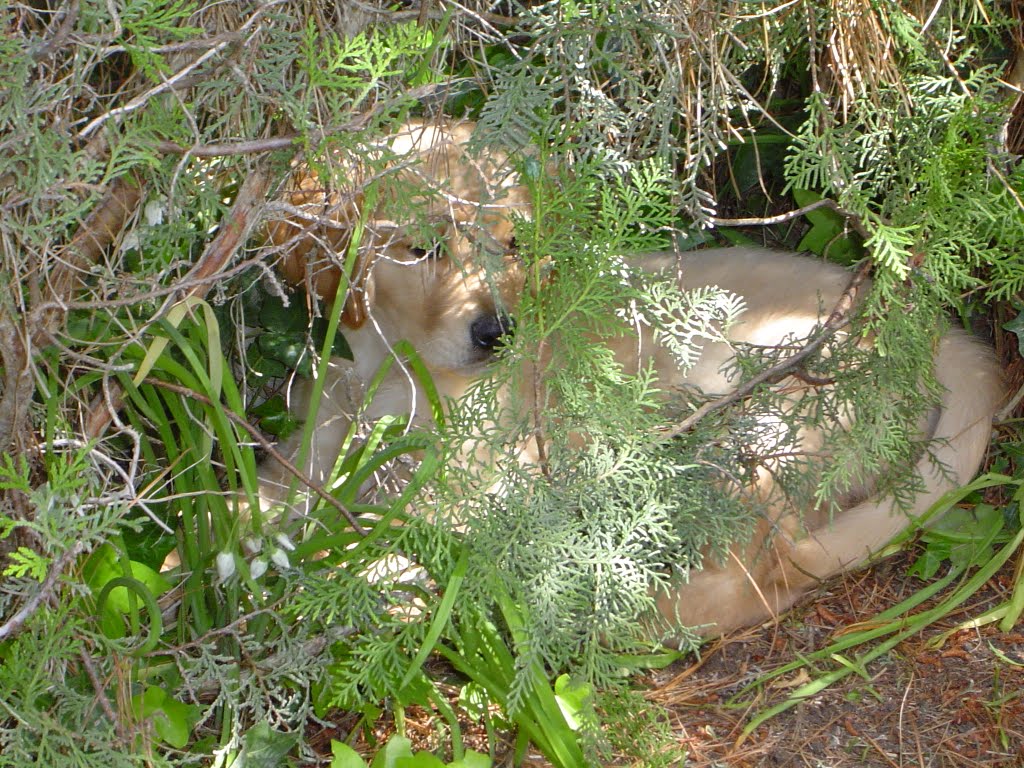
[641,548,1024,767]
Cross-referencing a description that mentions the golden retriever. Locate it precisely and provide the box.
[264,121,1003,638]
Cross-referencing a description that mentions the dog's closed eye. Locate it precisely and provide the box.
[409,242,445,261]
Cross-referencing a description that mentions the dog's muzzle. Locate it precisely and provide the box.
[470,314,515,353]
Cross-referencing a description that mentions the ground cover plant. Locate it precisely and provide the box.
[1,1,1023,765]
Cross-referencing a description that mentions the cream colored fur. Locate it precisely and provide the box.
[266,122,1004,638]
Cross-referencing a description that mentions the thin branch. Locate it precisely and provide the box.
[156,136,301,157]
[153,81,454,159]
[348,0,518,27]
[710,198,871,240]
[75,0,280,140]
[83,161,273,440]
[0,176,143,454]
[34,175,145,346]
[0,542,86,642]
[29,0,80,62]
[78,38,234,138]
[662,260,872,439]
[78,649,124,741]
[182,163,272,298]
[146,379,368,537]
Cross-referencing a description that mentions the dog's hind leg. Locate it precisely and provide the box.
[657,328,1002,640]
[763,329,1002,599]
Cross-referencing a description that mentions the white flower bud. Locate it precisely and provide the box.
[249,558,268,580]
[270,548,290,571]
[243,537,262,555]
[215,551,235,581]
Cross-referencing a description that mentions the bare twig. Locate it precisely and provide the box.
[76,0,278,140]
[182,164,272,298]
[710,198,871,241]
[78,648,124,741]
[29,0,80,62]
[156,136,301,157]
[662,260,873,439]
[83,162,273,440]
[46,176,145,314]
[0,542,86,642]
[146,379,368,537]
[348,0,518,27]
[0,177,143,455]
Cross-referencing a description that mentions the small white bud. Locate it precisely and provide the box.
[249,558,268,580]
[270,548,290,571]
[215,551,236,581]
[243,537,262,555]
[275,533,296,552]
[120,232,140,253]
[144,199,165,226]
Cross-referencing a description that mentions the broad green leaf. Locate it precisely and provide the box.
[396,752,446,768]
[240,721,300,768]
[331,741,368,768]
[1003,311,1024,356]
[370,735,414,768]
[447,752,492,768]
[131,686,201,749]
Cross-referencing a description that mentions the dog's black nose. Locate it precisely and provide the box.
[470,314,515,351]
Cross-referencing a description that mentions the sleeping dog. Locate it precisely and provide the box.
[264,121,1003,637]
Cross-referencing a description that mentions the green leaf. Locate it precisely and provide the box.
[1003,311,1024,357]
[912,504,1006,577]
[83,543,171,640]
[258,294,310,332]
[240,721,300,768]
[792,189,860,263]
[331,741,369,768]
[396,753,447,768]
[131,686,201,749]
[250,395,301,438]
[84,543,172,611]
[553,675,595,732]
[257,331,310,371]
[447,752,492,768]
[3,547,49,581]
[370,735,415,768]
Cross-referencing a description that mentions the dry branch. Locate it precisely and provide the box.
[0,177,144,455]
[663,260,873,440]
[709,199,870,240]
[84,162,275,440]
[0,542,87,642]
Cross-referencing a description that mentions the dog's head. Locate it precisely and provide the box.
[267,121,530,378]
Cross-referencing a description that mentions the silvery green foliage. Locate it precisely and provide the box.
[641,282,746,373]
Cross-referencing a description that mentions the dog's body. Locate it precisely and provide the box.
[265,122,1003,637]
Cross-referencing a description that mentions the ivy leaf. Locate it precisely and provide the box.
[250,395,301,438]
[240,721,300,768]
[1003,311,1024,356]
[131,686,201,749]
[792,189,861,264]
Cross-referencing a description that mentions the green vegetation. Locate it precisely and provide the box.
[1,1,1021,766]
